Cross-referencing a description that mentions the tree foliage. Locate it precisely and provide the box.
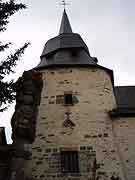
[0,0,29,112]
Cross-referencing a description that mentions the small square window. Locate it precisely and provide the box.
[56,95,64,104]
[61,151,79,174]
[64,94,73,105]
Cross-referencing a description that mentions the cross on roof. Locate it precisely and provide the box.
[60,0,70,10]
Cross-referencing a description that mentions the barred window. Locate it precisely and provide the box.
[61,151,79,174]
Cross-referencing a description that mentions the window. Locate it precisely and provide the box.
[61,151,79,174]
[56,95,64,104]
[64,94,73,105]
[71,49,78,57]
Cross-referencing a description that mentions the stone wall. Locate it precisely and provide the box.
[11,70,43,142]
[113,117,135,180]
[0,128,9,180]
[8,70,43,180]
[24,67,125,180]
[0,127,7,145]
[0,145,11,180]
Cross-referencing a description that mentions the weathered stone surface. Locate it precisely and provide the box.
[0,66,134,180]
[0,145,12,180]
[24,67,125,180]
[0,128,7,145]
[11,70,43,142]
[4,70,43,180]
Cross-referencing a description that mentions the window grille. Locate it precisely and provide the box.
[61,151,79,174]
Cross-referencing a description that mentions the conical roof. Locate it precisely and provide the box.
[35,10,114,86]
[59,9,72,34]
[36,9,97,69]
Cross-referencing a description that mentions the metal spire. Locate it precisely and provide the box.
[60,0,70,10]
[59,8,72,34]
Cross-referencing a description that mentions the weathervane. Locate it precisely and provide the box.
[60,0,70,10]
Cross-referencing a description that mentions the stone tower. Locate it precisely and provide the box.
[23,10,126,180]
[1,9,135,180]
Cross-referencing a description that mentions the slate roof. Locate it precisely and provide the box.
[36,9,114,85]
[40,33,90,58]
[59,9,72,34]
[36,9,98,69]
[114,86,135,116]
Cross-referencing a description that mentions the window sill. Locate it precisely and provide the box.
[60,172,81,177]
[63,104,74,106]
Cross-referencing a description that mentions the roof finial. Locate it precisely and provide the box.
[60,0,70,10]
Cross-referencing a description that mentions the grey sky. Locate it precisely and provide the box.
[0,0,135,143]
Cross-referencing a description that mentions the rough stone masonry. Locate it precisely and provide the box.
[0,70,43,180]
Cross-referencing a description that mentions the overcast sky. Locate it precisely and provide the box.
[0,0,135,143]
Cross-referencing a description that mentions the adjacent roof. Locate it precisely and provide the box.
[113,86,135,116]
